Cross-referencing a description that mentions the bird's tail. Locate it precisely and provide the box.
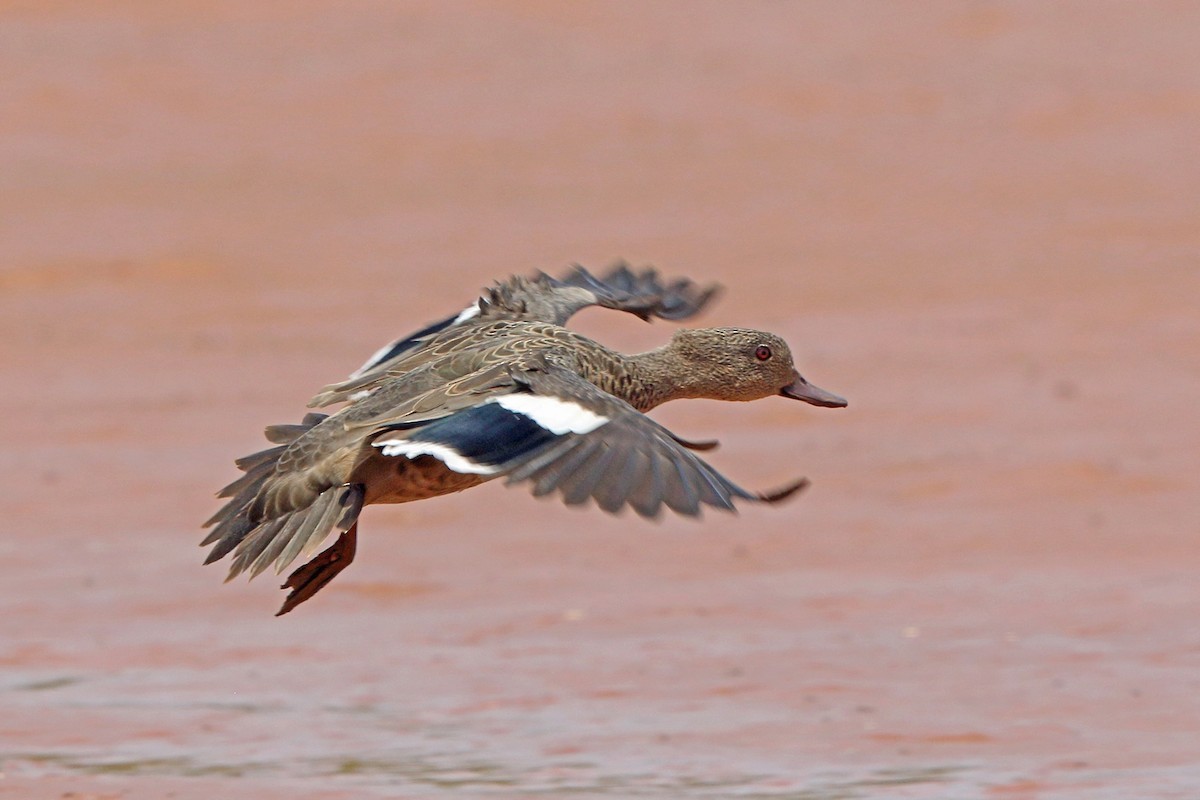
[201,412,364,581]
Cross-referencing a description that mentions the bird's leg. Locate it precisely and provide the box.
[276,524,358,616]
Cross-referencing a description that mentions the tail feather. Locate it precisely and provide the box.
[228,515,288,578]
[214,460,275,501]
[272,508,320,575]
[234,445,287,472]
[226,484,363,581]
[202,412,359,579]
[264,424,308,444]
[203,454,282,544]
[263,413,328,444]
[260,488,341,577]
[202,515,253,560]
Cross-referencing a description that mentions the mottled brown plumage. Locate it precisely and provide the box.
[313,262,721,407]
[202,263,846,615]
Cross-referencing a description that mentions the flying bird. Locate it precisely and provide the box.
[202,263,846,615]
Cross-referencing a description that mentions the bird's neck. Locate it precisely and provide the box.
[615,345,705,411]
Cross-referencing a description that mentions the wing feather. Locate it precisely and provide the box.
[372,354,807,519]
[313,263,720,408]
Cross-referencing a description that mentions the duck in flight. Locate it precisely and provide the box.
[202,263,847,615]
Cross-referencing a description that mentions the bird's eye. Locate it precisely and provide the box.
[755,345,772,361]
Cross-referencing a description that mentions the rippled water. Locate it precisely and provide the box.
[3,2,1199,799]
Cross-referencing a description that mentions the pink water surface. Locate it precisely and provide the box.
[2,3,1199,798]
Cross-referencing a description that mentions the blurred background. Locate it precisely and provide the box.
[2,2,1198,798]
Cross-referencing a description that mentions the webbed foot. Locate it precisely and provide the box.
[275,524,358,616]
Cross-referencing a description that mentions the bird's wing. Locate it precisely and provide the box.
[369,355,805,518]
[308,323,566,409]
[201,360,522,579]
[551,261,721,322]
[337,262,720,393]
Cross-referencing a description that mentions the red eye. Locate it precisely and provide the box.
[755,345,772,361]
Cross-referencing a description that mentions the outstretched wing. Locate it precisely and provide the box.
[344,262,720,387]
[552,261,721,321]
[369,356,804,518]
[347,304,482,380]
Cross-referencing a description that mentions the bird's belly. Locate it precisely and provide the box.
[357,453,487,505]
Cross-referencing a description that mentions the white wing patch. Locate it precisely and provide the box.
[488,394,609,435]
[453,303,481,324]
[374,439,500,475]
[350,303,482,378]
[351,337,406,378]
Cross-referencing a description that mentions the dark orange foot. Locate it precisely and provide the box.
[276,525,358,616]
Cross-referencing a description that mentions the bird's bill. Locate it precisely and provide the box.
[779,372,848,408]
